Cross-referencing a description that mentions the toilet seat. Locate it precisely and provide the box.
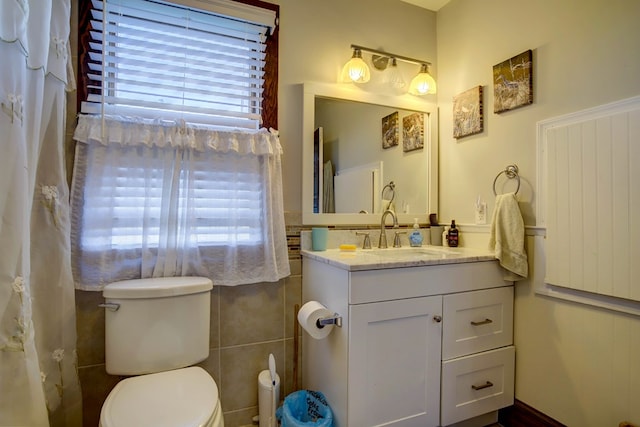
[100,366,221,427]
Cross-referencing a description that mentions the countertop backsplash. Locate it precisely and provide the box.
[300,228,434,251]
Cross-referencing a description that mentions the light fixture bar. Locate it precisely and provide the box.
[351,44,431,67]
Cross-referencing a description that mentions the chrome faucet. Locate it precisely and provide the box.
[378,209,398,248]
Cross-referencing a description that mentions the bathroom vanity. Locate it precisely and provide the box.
[301,247,514,427]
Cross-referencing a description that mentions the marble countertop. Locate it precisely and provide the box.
[301,246,495,271]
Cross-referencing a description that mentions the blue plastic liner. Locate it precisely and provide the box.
[276,390,334,427]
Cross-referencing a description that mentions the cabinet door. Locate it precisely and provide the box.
[349,296,442,427]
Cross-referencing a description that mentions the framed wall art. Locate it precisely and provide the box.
[381,111,399,149]
[402,112,424,152]
[453,85,483,138]
[493,49,533,113]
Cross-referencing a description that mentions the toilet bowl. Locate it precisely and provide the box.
[99,277,223,427]
[99,367,223,427]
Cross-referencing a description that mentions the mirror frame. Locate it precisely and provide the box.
[301,82,438,225]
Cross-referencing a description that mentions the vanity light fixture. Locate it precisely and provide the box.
[342,44,436,95]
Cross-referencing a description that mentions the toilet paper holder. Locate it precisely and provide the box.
[316,313,342,328]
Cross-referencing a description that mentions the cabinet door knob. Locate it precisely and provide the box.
[433,315,442,323]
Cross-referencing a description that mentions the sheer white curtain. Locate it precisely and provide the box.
[0,0,82,426]
[71,115,291,289]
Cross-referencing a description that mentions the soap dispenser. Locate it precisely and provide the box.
[409,218,423,247]
[447,220,459,247]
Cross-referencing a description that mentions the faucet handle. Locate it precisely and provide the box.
[393,231,407,248]
[356,231,372,249]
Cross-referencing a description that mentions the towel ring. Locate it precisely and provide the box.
[493,164,520,196]
[382,181,396,204]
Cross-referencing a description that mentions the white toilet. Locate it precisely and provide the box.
[99,276,224,427]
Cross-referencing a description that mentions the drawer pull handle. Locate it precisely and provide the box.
[470,318,493,326]
[471,381,494,391]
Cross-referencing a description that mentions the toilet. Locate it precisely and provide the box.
[99,276,223,427]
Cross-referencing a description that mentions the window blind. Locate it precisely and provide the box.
[76,144,264,251]
[84,0,275,129]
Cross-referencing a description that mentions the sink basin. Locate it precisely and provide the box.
[363,247,463,259]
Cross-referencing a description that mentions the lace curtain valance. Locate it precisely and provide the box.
[74,114,283,154]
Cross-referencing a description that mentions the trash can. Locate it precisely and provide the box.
[276,390,333,427]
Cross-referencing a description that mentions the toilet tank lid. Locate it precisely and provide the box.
[103,277,213,299]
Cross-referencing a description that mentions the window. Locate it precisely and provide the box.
[71,0,288,289]
[82,0,277,129]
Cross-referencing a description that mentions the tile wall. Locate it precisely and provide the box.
[74,218,304,427]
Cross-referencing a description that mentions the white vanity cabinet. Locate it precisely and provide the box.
[301,253,515,427]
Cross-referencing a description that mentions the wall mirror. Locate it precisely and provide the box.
[302,82,438,225]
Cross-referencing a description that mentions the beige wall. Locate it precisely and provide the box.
[437,1,640,426]
[437,0,640,226]
[275,0,437,214]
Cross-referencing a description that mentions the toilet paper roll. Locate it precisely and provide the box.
[297,301,335,340]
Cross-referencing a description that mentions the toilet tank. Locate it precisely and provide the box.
[102,277,213,375]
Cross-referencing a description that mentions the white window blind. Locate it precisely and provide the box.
[85,0,275,129]
[77,147,264,251]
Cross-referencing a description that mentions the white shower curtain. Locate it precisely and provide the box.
[0,1,82,426]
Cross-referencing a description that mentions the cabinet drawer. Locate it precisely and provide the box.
[441,346,515,426]
[349,261,509,304]
[442,286,513,360]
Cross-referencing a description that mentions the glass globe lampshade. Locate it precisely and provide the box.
[383,58,406,90]
[341,49,371,83]
[408,64,437,95]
